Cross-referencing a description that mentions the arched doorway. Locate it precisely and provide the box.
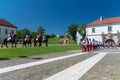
[105,39,115,43]
[105,39,115,47]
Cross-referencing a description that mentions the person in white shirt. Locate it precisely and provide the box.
[7,32,12,41]
[25,33,30,41]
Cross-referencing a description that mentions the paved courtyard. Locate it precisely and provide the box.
[0,47,120,80]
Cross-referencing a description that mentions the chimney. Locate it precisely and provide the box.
[100,16,103,21]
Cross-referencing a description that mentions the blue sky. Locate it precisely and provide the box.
[0,0,120,35]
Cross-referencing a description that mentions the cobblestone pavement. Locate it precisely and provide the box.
[0,48,120,80]
[80,47,120,80]
[0,50,82,68]
[0,50,97,80]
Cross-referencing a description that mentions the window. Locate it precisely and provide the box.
[0,29,1,34]
[11,30,14,34]
[5,29,8,34]
[108,26,112,32]
[92,28,95,33]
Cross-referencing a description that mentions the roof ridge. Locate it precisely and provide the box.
[0,18,17,28]
[87,16,120,26]
[106,17,120,19]
[95,17,120,21]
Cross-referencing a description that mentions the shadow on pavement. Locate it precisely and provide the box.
[0,58,10,60]
[32,57,43,60]
[18,56,28,58]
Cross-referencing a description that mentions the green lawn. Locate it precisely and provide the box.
[48,37,76,44]
[0,44,81,58]
[48,38,60,44]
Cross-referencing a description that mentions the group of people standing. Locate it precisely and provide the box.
[79,38,115,52]
[80,38,98,52]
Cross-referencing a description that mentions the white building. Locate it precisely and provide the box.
[0,18,17,42]
[86,16,120,45]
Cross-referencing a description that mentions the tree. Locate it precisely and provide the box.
[44,34,57,38]
[21,28,31,39]
[68,23,78,41]
[44,34,50,38]
[59,35,64,38]
[78,23,86,37]
[16,28,31,39]
[50,33,56,38]
[16,30,22,39]
[31,31,37,38]
[37,26,45,35]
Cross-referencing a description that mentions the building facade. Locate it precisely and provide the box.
[86,16,120,45]
[0,19,17,42]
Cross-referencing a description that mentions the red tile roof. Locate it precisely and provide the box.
[87,17,120,26]
[0,18,17,28]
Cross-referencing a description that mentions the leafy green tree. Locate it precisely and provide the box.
[37,26,45,35]
[31,31,37,38]
[78,23,86,37]
[44,34,50,38]
[21,28,31,39]
[68,23,78,41]
[44,34,57,38]
[59,35,64,38]
[50,33,56,38]
[16,28,31,39]
[16,30,22,39]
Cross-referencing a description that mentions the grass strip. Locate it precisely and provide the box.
[0,44,81,58]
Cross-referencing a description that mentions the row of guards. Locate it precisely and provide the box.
[79,38,98,52]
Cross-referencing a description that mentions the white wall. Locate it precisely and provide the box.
[86,23,120,35]
[0,25,16,42]
[87,35,102,42]
[86,23,120,42]
[112,23,120,33]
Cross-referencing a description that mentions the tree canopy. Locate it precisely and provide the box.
[68,23,78,41]
[37,26,45,35]
[16,27,57,39]
[78,23,86,37]
[16,28,31,39]
[67,23,86,42]
[16,23,86,41]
